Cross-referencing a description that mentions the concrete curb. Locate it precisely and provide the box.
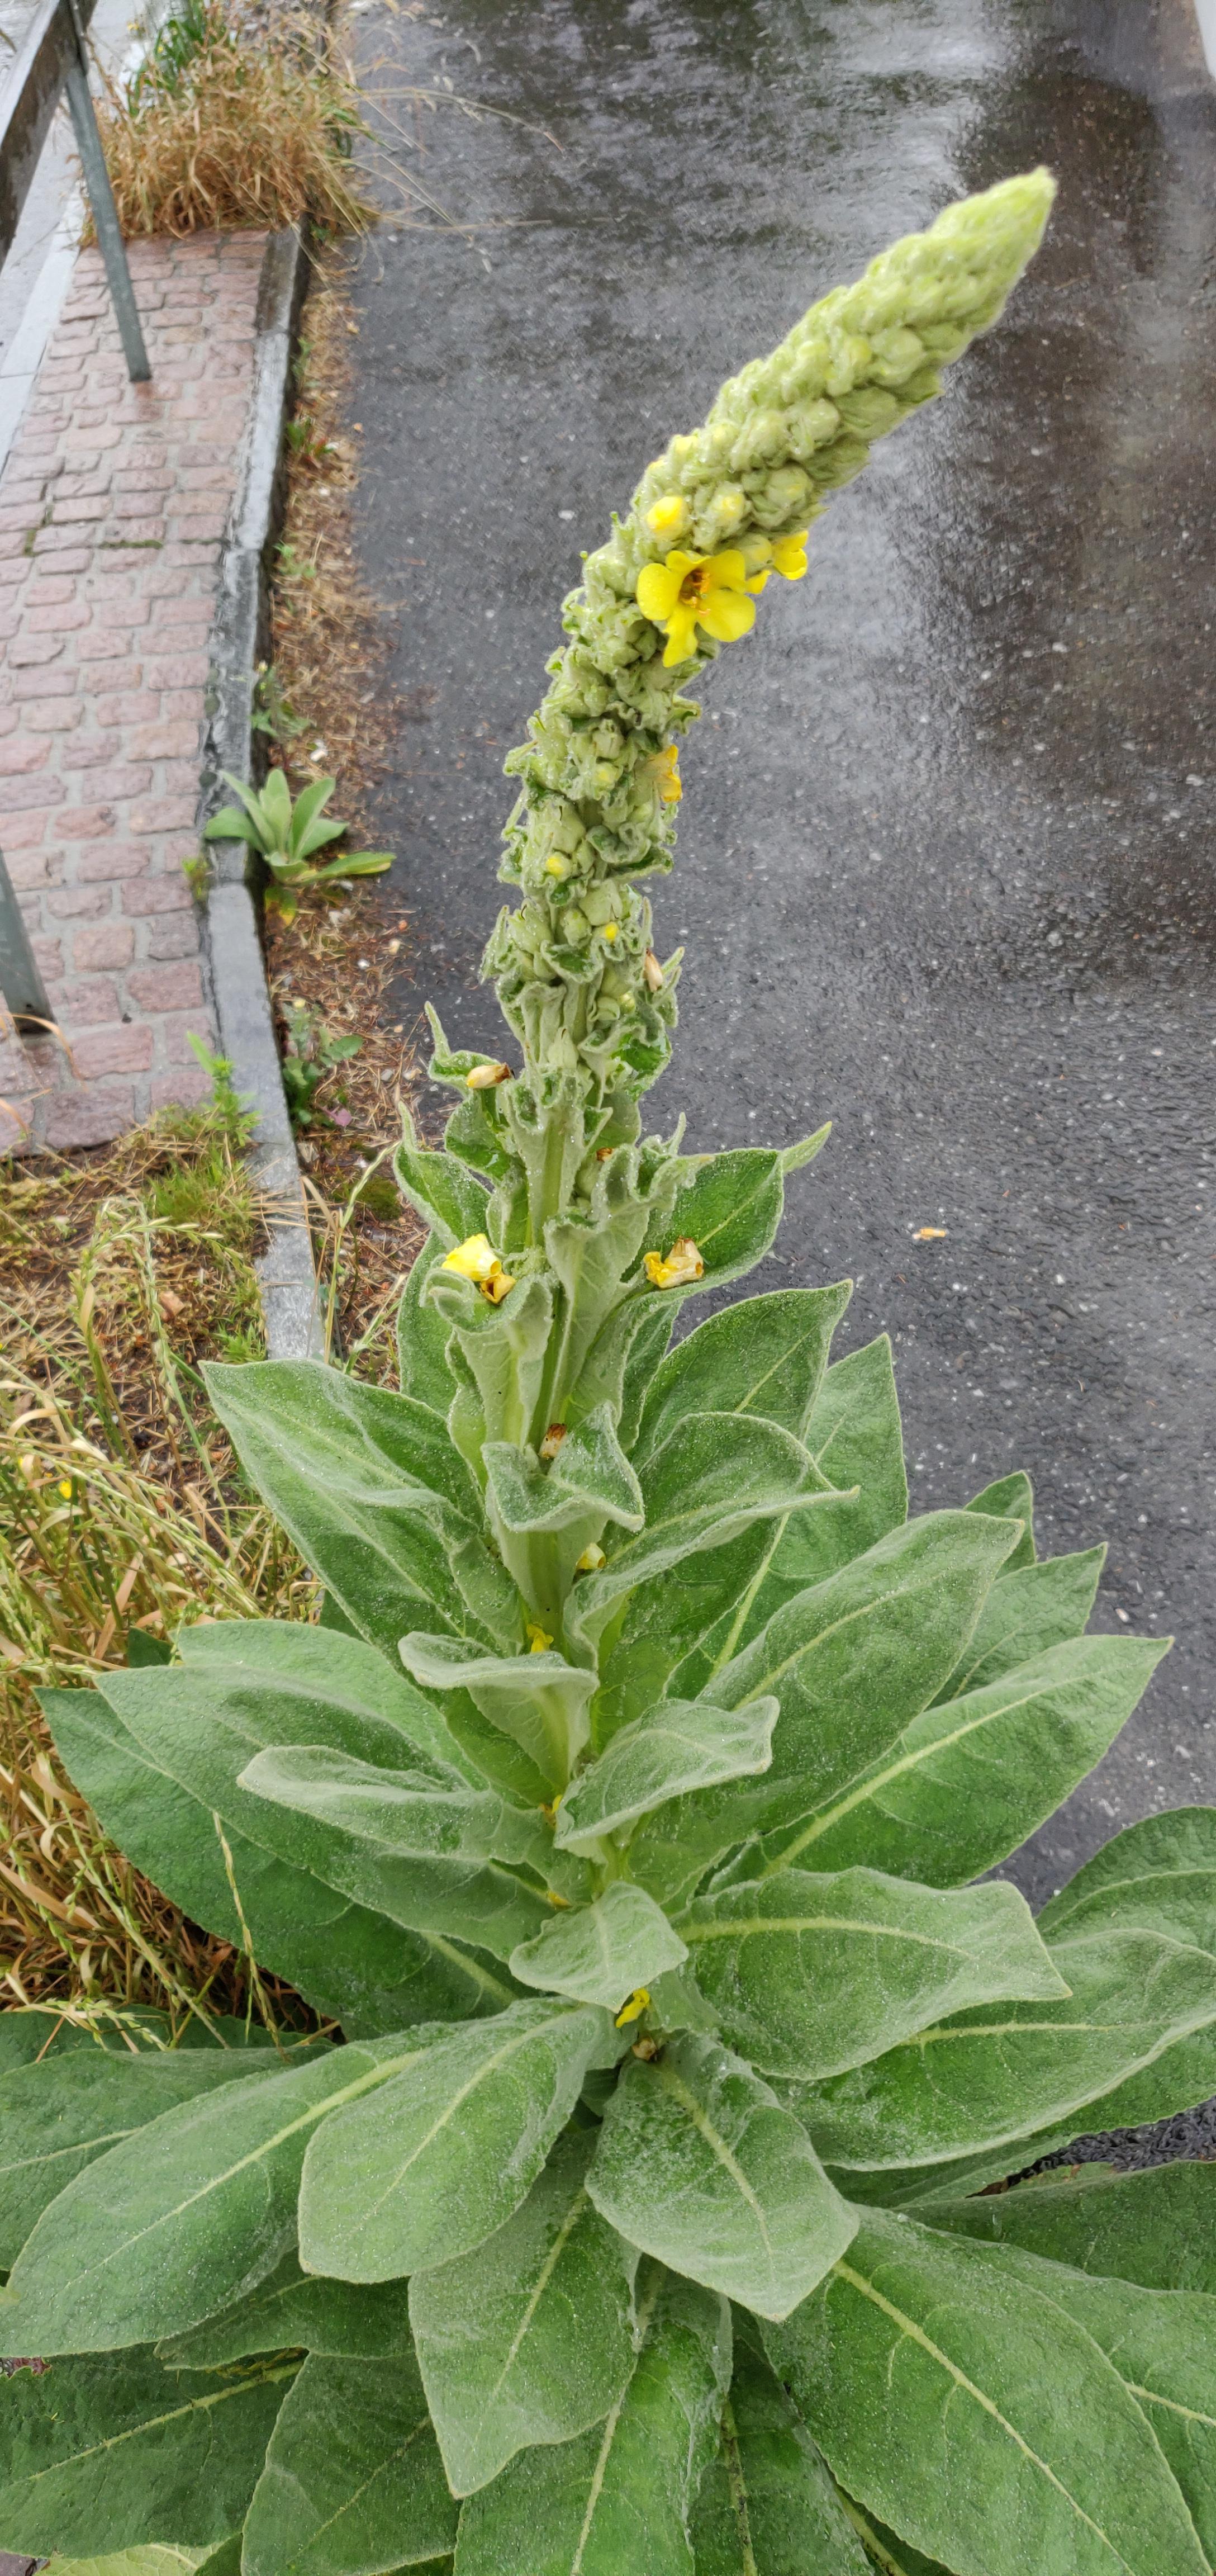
[197,225,325,1362]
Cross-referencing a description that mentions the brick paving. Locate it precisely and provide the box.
[0,230,269,1152]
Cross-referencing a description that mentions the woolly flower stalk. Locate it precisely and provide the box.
[476,169,1054,1107]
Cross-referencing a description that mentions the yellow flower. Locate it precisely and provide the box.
[747,529,810,594]
[58,1479,73,1500]
[636,549,759,669]
[527,1622,554,1654]
[441,1234,516,1304]
[601,922,619,944]
[544,853,572,879]
[644,1237,705,1290]
[575,1541,606,1573]
[615,1987,650,2028]
[648,744,682,806]
[466,1060,511,1090]
[646,494,687,539]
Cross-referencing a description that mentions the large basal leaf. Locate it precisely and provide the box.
[235,1745,552,1964]
[203,1360,519,1653]
[793,1926,1216,2169]
[243,2350,457,2576]
[931,1543,1104,1702]
[923,2157,1216,2290]
[764,2208,1208,2576]
[393,1125,492,1249]
[298,2001,611,2282]
[694,1336,909,1673]
[453,2265,730,2576]
[836,2026,1216,2211]
[633,1281,852,1464]
[690,2336,871,2575]
[401,1633,597,1793]
[0,2047,284,2269]
[510,1883,687,2011]
[41,1689,517,2039]
[396,1234,457,1417]
[641,1148,786,1296]
[409,2126,637,2497]
[772,1635,1166,1887]
[555,1698,778,1854]
[567,1413,837,1654]
[679,1868,1066,2080]
[0,2035,426,2354]
[1039,1806,1216,1955]
[647,1504,1025,1896]
[956,2236,1216,2563]
[674,1512,1020,1873]
[586,2032,856,2319]
[0,2349,295,2554]
[157,2247,412,2367]
[176,1617,477,1788]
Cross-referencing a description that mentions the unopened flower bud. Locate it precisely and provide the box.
[646,494,687,538]
[539,1423,567,1461]
[526,1623,554,1654]
[576,1541,606,1573]
[643,949,664,992]
[466,1060,512,1090]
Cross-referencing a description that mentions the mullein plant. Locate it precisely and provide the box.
[3,169,1216,2576]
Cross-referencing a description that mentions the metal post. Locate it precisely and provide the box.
[0,846,51,1033]
[61,0,150,383]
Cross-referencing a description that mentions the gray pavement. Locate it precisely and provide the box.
[347,0,1216,1909]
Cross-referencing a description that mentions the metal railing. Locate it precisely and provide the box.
[0,0,153,1046]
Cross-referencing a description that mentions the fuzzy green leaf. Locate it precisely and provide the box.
[643,1149,785,1295]
[394,1116,492,1250]
[0,2035,425,2354]
[298,2001,611,2282]
[401,1633,597,1793]
[156,2247,412,2367]
[931,1545,1103,1703]
[586,2033,856,2319]
[510,1883,687,2010]
[922,2158,1216,2290]
[633,1282,852,1462]
[766,1635,1167,1886]
[557,1698,777,1854]
[483,1410,643,1540]
[764,2208,1208,2576]
[41,1689,517,2040]
[1039,1806,1216,1954]
[965,1469,1036,1568]
[409,2127,637,2497]
[680,1868,1066,2080]
[453,2266,730,2576]
[397,1236,459,1417]
[242,2351,457,2576]
[690,2340,871,2575]
[0,2047,283,2269]
[236,1745,553,1963]
[202,1360,519,1655]
[793,1926,1216,2168]
[706,1337,908,1664]
[0,2350,295,2555]
[175,1616,474,1787]
[569,1413,837,1653]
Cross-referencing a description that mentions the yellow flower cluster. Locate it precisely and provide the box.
[441,1234,515,1304]
[636,532,809,668]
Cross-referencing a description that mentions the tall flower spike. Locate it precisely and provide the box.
[488,169,1055,1105]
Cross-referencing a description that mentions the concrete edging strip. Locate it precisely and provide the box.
[198,225,325,1362]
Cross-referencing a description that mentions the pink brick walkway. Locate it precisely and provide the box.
[0,230,269,1153]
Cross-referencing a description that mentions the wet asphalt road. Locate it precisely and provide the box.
[344,0,1216,1910]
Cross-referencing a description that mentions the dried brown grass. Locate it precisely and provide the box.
[93,2,376,242]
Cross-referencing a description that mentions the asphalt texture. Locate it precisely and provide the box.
[345,0,1215,1954]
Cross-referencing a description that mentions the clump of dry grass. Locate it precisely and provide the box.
[0,1104,320,2033]
[93,0,376,242]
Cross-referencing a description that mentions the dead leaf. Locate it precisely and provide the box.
[911,1226,948,1242]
